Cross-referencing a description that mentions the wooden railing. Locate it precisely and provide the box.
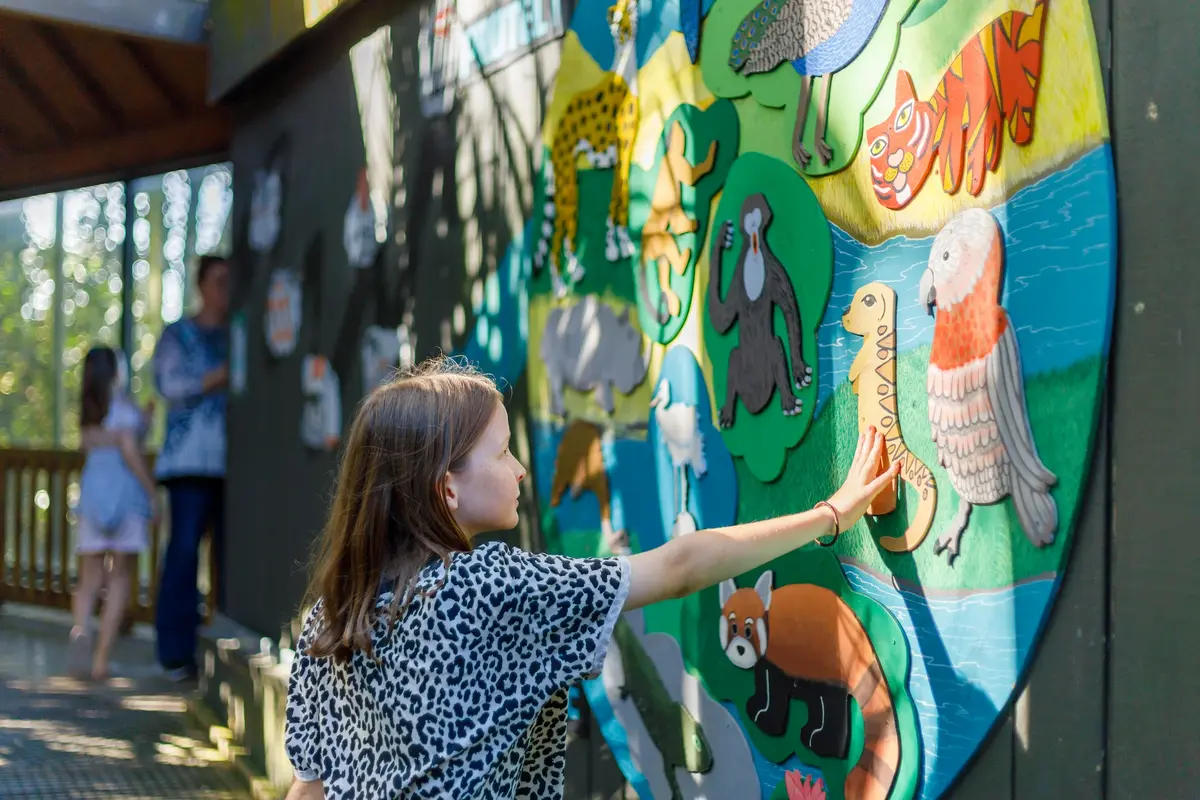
[0,448,216,624]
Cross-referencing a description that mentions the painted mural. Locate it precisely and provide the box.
[462,0,1115,795]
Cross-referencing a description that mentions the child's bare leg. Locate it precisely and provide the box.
[68,554,104,677]
[92,553,133,680]
[71,554,105,631]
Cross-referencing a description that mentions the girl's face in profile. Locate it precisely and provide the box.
[444,402,526,537]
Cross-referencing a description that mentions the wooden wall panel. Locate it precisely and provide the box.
[1013,421,1109,797]
[1107,0,1200,794]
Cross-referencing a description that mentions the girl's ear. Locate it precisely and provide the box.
[442,472,460,511]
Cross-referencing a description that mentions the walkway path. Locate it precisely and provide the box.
[0,603,252,799]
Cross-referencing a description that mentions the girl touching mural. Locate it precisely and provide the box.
[283,357,899,800]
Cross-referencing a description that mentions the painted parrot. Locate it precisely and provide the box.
[920,208,1058,563]
[728,0,889,168]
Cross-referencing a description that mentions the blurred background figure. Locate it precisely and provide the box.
[69,347,158,681]
[152,255,231,681]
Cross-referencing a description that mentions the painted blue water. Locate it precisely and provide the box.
[841,565,1057,800]
[816,145,1117,410]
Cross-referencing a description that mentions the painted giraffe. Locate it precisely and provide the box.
[535,0,640,297]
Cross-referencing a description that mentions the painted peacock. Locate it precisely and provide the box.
[729,0,889,168]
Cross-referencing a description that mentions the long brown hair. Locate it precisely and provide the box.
[81,347,118,428]
[305,356,503,663]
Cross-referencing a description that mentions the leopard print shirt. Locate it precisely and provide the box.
[285,541,631,798]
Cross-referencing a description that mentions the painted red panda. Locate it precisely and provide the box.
[719,570,900,800]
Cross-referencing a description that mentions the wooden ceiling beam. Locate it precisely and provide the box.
[0,45,68,140]
[30,20,127,126]
[0,107,231,200]
[120,38,186,114]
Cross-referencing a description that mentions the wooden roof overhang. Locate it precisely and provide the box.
[0,9,230,200]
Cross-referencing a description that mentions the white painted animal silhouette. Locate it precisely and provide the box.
[650,380,707,537]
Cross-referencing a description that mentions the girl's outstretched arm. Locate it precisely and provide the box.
[624,428,899,611]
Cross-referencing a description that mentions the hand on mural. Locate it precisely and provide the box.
[823,427,901,534]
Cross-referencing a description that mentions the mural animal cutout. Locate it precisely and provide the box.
[708,193,813,428]
[549,420,629,554]
[535,0,640,297]
[344,167,380,269]
[866,0,1049,209]
[301,355,342,451]
[540,295,651,417]
[637,121,718,324]
[249,168,283,253]
[649,380,707,537]
[843,281,937,552]
[720,572,899,800]
[361,325,400,395]
[921,208,1058,561]
[728,0,889,168]
[612,615,715,798]
[265,269,303,358]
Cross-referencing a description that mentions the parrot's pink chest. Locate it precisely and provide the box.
[930,248,1009,370]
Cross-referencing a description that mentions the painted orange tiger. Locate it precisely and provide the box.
[866,0,1048,210]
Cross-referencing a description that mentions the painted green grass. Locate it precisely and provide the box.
[737,349,1105,591]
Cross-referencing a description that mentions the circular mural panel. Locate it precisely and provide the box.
[459,0,1115,795]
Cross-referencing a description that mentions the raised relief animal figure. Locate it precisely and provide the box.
[549,420,630,554]
[843,281,937,552]
[866,0,1048,209]
[540,295,651,417]
[708,193,813,427]
[637,121,717,324]
[720,571,899,800]
[535,0,641,297]
[649,380,707,537]
[729,0,890,168]
[611,615,714,798]
[921,207,1058,561]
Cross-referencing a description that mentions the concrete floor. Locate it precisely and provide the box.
[0,601,251,799]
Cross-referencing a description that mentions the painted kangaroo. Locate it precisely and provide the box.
[549,420,629,555]
[637,120,717,323]
[842,281,937,552]
[612,615,714,798]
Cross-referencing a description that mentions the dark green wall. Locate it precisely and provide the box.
[223,0,548,640]
[218,0,1200,796]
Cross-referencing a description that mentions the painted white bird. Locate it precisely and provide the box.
[650,380,707,536]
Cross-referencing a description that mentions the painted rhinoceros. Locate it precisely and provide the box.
[541,295,651,416]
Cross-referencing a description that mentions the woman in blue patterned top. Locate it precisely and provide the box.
[152,255,231,680]
[69,347,159,681]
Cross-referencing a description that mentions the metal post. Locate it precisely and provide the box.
[182,169,201,315]
[121,180,135,354]
[51,191,65,448]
